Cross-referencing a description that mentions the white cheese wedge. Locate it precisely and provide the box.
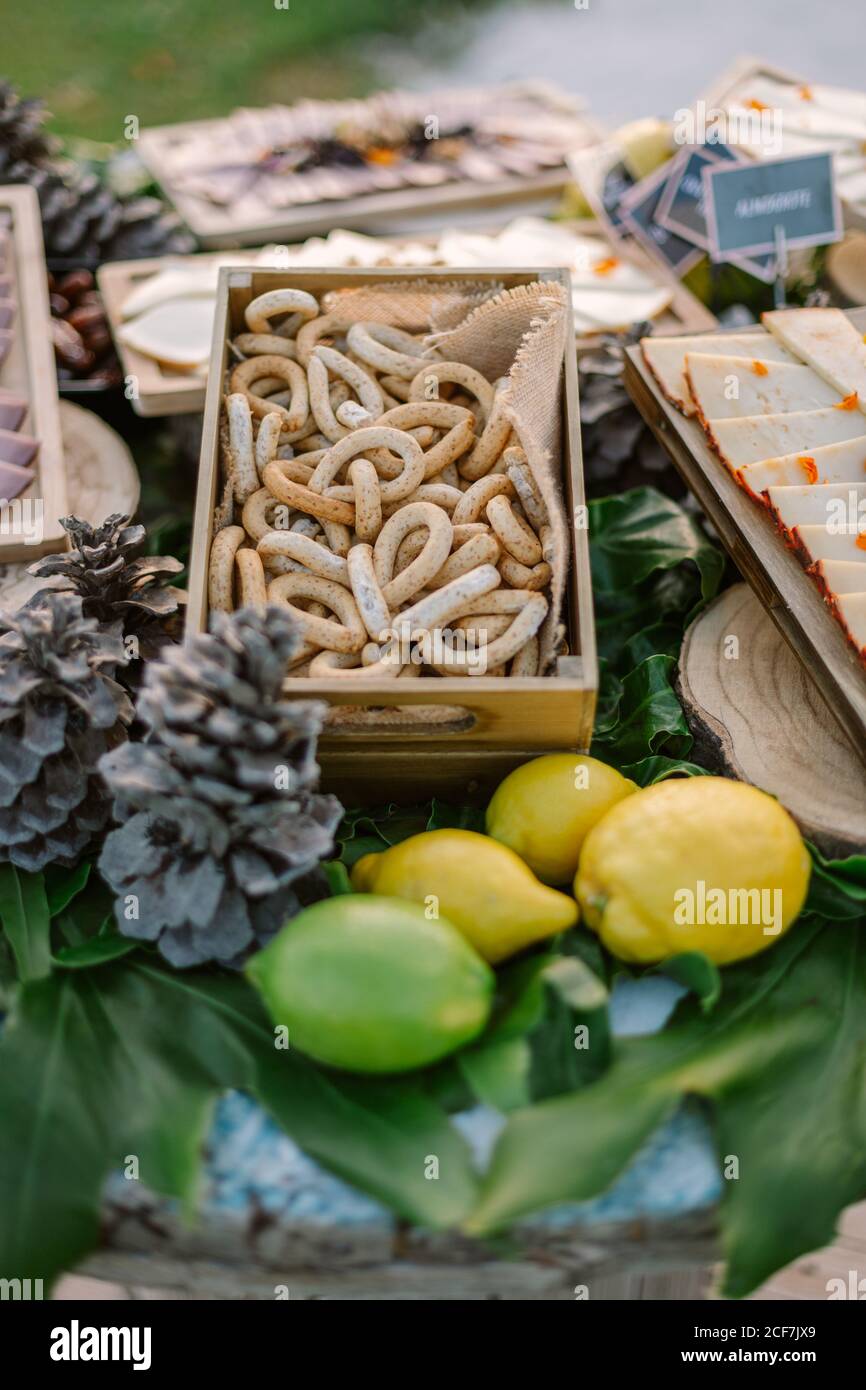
[762,307,866,413]
[641,332,794,414]
[791,525,866,566]
[117,297,216,370]
[765,482,866,531]
[709,408,866,471]
[831,592,866,657]
[736,437,866,497]
[814,559,866,595]
[686,355,839,421]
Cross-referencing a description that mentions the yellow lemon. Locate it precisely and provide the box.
[575,776,811,966]
[351,828,578,964]
[486,753,637,884]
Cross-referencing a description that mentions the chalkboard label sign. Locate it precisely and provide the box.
[703,151,841,260]
[618,160,704,277]
[656,145,738,249]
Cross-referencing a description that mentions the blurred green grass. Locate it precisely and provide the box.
[1,0,443,141]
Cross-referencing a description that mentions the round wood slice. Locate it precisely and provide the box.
[678,583,866,857]
[0,400,141,613]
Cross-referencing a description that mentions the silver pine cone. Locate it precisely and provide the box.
[29,514,184,681]
[98,604,342,968]
[0,592,132,871]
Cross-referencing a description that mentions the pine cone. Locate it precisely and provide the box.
[0,593,132,871]
[0,81,194,262]
[29,513,184,683]
[98,605,342,968]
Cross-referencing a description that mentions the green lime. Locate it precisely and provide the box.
[246,894,494,1074]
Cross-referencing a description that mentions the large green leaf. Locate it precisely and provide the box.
[466,920,866,1297]
[457,951,611,1112]
[0,867,51,982]
[805,846,866,922]
[592,654,692,763]
[0,959,480,1287]
[589,488,725,602]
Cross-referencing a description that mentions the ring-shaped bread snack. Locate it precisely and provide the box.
[373,501,454,609]
[208,525,246,612]
[346,322,430,379]
[408,360,495,424]
[230,355,309,433]
[244,288,318,336]
[309,427,424,506]
[308,346,384,442]
[257,529,349,585]
[486,494,544,566]
[267,573,367,654]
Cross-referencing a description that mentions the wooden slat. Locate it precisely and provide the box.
[0,186,67,558]
[623,311,866,767]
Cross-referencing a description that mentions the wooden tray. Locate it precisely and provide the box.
[98,252,256,417]
[623,309,866,766]
[138,85,601,250]
[0,186,67,558]
[700,55,866,236]
[186,266,597,802]
[99,225,716,418]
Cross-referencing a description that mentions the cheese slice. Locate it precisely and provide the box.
[687,355,838,421]
[710,409,866,472]
[762,307,866,413]
[117,297,215,370]
[792,524,866,566]
[814,559,866,596]
[736,437,866,497]
[641,332,794,414]
[765,482,866,531]
[831,592,866,658]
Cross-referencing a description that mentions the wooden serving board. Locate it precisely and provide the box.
[0,186,67,558]
[679,584,866,856]
[98,252,254,417]
[99,224,716,419]
[623,309,866,768]
[137,83,602,250]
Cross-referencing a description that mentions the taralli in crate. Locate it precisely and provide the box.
[208,288,568,681]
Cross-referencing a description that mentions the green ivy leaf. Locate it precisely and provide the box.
[804,845,866,922]
[0,867,52,982]
[617,755,709,786]
[589,487,725,602]
[592,654,692,764]
[467,920,866,1298]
